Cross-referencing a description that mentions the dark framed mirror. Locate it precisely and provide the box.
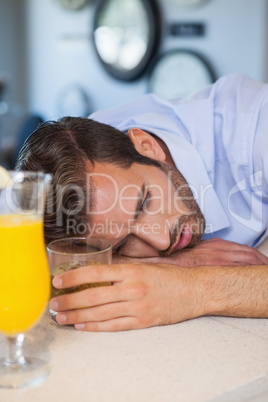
[93,0,162,81]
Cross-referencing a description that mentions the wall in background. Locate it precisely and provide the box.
[0,0,27,107]
[1,0,268,122]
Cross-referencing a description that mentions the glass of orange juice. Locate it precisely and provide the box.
[0,170,51,389]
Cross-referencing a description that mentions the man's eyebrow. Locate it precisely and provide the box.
[112,183,145,254]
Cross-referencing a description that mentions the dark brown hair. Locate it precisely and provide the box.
[15,117,161,244]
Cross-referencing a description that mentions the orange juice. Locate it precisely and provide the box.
[0,214,50,336]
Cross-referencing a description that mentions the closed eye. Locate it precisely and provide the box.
[140,190,152,214]
[112,236,128,255]
[113,188,152,255]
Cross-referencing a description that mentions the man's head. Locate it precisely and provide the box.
[16,117,205,256]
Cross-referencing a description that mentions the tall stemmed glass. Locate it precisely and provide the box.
[0,171,51,389]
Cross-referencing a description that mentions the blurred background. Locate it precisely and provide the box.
[0,0,268,167]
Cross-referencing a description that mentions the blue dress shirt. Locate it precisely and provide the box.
[90,74,268,247]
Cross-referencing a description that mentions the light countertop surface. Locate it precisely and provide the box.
[1,241,268,402]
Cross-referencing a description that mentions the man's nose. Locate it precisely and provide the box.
[132,222,170,252]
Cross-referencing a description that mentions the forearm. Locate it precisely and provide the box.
[112,257,268,319]
[198,265,268,318]
[112,238,268,266]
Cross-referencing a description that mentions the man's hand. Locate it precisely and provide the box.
[50,261,268,332]
[113,238,268,266]
[50,263,205,331]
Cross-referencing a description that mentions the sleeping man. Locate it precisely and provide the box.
[16,73,268,331]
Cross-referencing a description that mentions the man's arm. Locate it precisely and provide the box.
[112,238,268,266]
[199,264,268,318]
[49,261,268,332]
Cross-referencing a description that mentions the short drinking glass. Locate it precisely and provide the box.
[47,237,112,324]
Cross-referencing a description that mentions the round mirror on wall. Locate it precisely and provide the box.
[93,0,161,81]
[148,50,216,99]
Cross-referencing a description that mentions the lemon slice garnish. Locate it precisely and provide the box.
[0,166,11,189]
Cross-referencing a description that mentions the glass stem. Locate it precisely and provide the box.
[4,334,26,367]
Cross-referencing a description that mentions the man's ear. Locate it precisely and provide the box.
[128,128,166,162]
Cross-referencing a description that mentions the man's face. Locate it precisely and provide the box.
[82,161,205,258]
